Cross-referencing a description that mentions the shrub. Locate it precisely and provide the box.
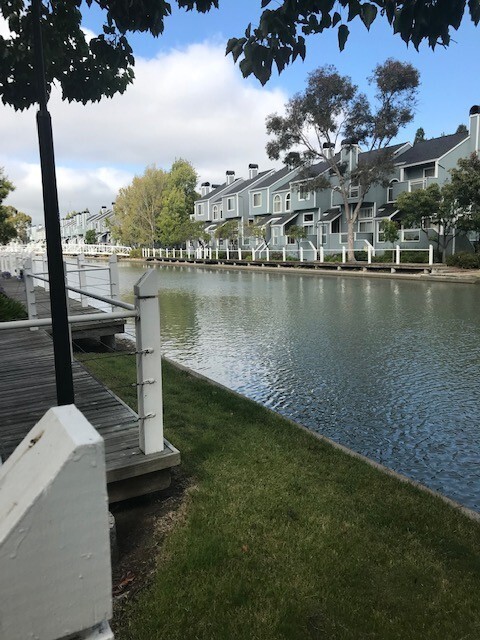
[0,293,27,322]
[400,251,428,264]
[354,250,368,262]
[129,248,143,258]
[323,253,343,262]
[270,252,284,261]
[446,252,480,269]
[243,253,253,261]
[373,251,394,263]
[285,255,298,261]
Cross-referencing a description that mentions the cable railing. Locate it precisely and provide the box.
[0,251,164,457]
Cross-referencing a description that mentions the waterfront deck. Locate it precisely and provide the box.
[0,277,180,503]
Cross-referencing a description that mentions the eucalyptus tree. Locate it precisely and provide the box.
[0,169,17,245]
[265,60,419,260]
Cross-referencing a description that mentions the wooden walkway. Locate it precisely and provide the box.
[0,277,180,503]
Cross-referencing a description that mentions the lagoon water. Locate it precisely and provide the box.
[118,263,480,511]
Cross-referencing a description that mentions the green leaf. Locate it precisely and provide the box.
[338,24,349,51]
[360,4,378,30]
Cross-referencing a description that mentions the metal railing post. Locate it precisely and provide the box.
[77,254,88,308]
[108,254,120,312]
[134,270,164,454]
[24,258,38,331]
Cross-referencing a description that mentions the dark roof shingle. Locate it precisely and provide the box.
[395,133,468,166]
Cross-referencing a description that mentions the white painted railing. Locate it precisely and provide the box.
[0,405,114,640]
[0,242,131,257]
[1,255,165,456]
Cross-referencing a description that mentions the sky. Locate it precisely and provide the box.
[1,2,479,225]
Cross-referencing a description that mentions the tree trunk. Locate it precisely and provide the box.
[347,217,355,262]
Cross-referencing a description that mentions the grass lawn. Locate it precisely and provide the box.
[78,352,480,640]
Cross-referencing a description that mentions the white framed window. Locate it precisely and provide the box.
[331,186,341,207]
[220,208,224,219]
[271,226,280,243]
[402,228,420,242]
[273,194,282,213]
[227,197,235,211]
[196,203,204,216]
[298,185,310,201]
[349,183,359,198]
[424,166,435,178]
[304,213,314,223]
[287,235,296,244]
[212,205,219,220]
[358,207,373,220]
[285,193,291,211]
[409,179,426,192]
[358,220,374,233]
[339,233,348,244]
[253,192,262,207]
[377,222,386,243]
[387,180,398,203]
[303,213,314,235]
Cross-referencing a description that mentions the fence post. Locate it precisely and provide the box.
[300,247,304,262]
[187,246,191,259]
[266,247,270,261]
[209,247,212,259]
[42,253,49,292]
[134,270,164,454]
[428,244,434,265]
[367,244,372,264]
[396,245,401,265]
[109,254,120,312]
[180,248,183,259]
[215,247,219,260]
[238,248,242,260]
[24,257,38,331]
[226,246,230,260]
[342,246,346,262]
[77,254,89,308]
[319,246,324,263]
[283,247,286,261]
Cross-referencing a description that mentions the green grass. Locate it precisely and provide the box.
[0,292,27,321]
[79,353,480,640]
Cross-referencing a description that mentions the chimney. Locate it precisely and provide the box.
[340,139,359,169]
[248,163,258,179]
[226,170,235,185]
[200,181,211,197]
[469,105,480,152]
[322,142,334,159]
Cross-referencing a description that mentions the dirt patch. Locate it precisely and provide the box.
[110,468,193,627]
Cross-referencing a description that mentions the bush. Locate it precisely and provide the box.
[400,251,429,264]
[270,252,284,261]
[323,253,342,262]
[446,252,480,269]
[243,253,253,261]
[354,250,368,262]
[285,255,298,261]
[373,251,394,263]
[0,292,27,322]
[129,248,143,258]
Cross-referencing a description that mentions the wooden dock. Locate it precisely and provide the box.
[0,277,180,503]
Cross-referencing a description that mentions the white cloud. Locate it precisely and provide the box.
[0,41,287,225]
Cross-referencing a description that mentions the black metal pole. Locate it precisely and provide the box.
[32,0,74,405]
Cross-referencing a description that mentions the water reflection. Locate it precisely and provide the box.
[118,263,480,510]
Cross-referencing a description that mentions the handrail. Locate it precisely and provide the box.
[28,273,136,311]
[0,309,137,331]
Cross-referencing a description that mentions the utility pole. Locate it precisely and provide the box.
[32,0,75,405]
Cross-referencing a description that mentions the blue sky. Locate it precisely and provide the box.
[1,3,479,223]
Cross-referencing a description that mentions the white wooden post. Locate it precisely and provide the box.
[134,270,164,454]
[209,247,212,259]
[226,246,230,260]
[180,248,183,259]
[396,244,401,265]
[367,244,372,264]
[319,246,324,262]
[266,247,270,261]
[108,254,120,313]
[300,247,304,262]
[188,246,191,259]
[0,405,113,640]
[77,254,89,308]
[238,248,242,260]
[342,246,347,262]
[283,247,286,261]
[215,247,219,259]
[428,244,434,265]
[24,257,38,331]
[42,252,49,292]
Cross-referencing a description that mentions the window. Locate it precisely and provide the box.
[212,205,219,220]
[298,185,310,201]
[331,186,341,207]
[424,166,435,178]
[402,228,420,242]
[340,233,348,244]
[331,217,340,234]
[253,192,262,207]
[303,213,314,235]
[285,193,291,211]
[287,235,296,244]
[196,203,204,217]
[409,179,426,192]
[349,183,359,198]
[387,180,398,203]
[358,220,374,233]
[227,197,235,211]
[273,194,282,213]
[358,207,373,220]
[271,226,280,243]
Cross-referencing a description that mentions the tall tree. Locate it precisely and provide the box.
[5,207,32,243]
[157,159,199,246]
[414,127,425,144]
[0,169,17,245]
[266,59,419,260]
[111,165,167,248]
[456,124,468,135]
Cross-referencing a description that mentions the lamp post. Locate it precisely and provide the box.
[32,0,74,405]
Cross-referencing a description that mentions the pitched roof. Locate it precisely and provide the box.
[395,133,468,166]
[322,208,342,222]
[256,166,296,189]
[358,142,409,165]
[225,170,272,195]
[196,179,241,203]
[271,212,297,227]
[375,203,399,219]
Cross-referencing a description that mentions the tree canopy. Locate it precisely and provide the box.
[110,159,198,247]
[0,169,17,245]
[1,0,479,107]
[266,59,419,260]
